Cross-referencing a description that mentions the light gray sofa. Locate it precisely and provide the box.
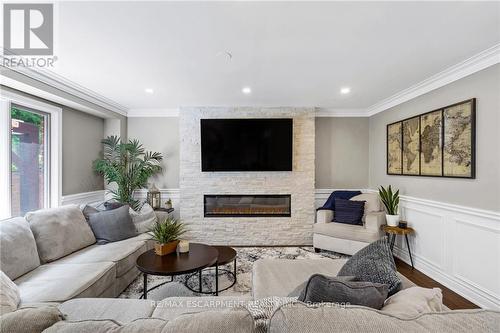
[314,193,385,255]
[0,205,154,305]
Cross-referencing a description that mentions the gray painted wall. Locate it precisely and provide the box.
[315,117,369,189]
[127,117,180,188]
[62,108,105,195]
[369,64,500,211]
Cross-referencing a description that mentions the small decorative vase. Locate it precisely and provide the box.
[154,240,179,256]
[386,214,400,227]
[165,203,172,209]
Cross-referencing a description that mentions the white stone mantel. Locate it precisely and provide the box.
[179,107,315,245]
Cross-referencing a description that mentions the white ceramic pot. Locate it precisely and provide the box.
[386,214,400,227]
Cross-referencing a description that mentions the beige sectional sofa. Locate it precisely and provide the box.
[1,205,499,332]
[0,205,153,305]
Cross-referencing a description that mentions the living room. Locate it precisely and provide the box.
[0,1,499,332]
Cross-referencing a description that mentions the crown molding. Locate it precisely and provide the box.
[1,53,128,117]
[365,43,500,116]
[127,108,180,117]
[315,108,368,117]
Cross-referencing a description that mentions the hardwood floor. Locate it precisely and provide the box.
[395,257,479,310]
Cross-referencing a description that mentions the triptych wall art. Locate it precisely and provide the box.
[387,98,475,178]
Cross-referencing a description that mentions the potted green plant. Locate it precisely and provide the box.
[378,185,400,227]
[93,136,163,211]
[165,198,173,210]
[149,217,187,256]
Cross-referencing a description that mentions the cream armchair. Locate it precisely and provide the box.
[313,193,385,255]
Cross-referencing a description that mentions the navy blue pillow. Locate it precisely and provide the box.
[334,198,365,225]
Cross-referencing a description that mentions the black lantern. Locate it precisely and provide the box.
[147,184,161,209]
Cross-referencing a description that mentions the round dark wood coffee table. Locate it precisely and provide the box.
[185,246,237,295]
[136,243,218,299]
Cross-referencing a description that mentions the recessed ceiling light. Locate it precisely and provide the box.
[242,87,252,95]
[340,87,351,94]
[145,88,154,94]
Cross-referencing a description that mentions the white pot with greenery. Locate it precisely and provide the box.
[379,185,400,227]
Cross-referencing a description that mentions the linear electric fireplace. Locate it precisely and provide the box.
[204,195,291,217]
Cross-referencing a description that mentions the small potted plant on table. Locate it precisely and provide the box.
[379,185,400,227]
[150,217,187,256]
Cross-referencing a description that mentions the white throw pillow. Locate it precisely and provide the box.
[381,286,444,318]
[129,203,158,234]
[0,270,20,315]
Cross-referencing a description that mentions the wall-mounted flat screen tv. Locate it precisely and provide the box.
[201,118,293,171]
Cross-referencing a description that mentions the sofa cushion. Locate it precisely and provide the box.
[298,274,388,309]
[0,217,41,280]
[0,306,63,333]
[151,296,252,321]
[58,298,156,324]
[54,238,146,277]
[0,270,21,315]
[334,199,365,225]
[268,303,500,333]
[338,237,401,296]
[15,262,115,303]
[350,193,381,213]
[87,205,137,244]
[313,222,381,243]
[25,205,96,263]
[253,259,348,299]
[253,258,415,300]
[382,286,444,318]
[162,309,255,333]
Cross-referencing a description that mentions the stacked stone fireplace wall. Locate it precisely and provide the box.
[179,107,315,245]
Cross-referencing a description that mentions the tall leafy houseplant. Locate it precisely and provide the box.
[93,136,163,211]
[379,185,400,227]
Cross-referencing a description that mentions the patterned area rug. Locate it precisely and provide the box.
[120,247,348,300]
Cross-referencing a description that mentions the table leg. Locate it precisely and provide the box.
[199,269,202,293]
[234,258,237,283]
[390,234,396,251]
[143,273,148,300]
[405,234,414,269]
[215,264,219,296]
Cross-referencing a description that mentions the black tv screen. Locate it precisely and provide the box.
[201,118,293,171]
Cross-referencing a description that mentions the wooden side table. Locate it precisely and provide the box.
[383,225,415,269]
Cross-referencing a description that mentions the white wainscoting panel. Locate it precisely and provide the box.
[61,190,105,206]
[134,188,180,219]
[395,195,500,310]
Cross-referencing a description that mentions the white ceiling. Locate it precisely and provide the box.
[50,1,500,111]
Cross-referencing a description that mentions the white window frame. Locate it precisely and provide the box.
[0,90,62,219]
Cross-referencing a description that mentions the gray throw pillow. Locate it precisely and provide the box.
[298,274,388,309]
[287,275,357,298]
[338,237,401,296]
[87,205,137,244]
[81,205,100,221]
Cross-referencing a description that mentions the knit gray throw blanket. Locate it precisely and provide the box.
[244,297,298,333]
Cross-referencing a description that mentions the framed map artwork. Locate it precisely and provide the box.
[386,99,475,178]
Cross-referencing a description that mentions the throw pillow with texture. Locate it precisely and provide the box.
[129,203,158,233]
[25,205,96,263]
[87,205,137,244]
[0,306,63,333]
[334,198,365,225]
[298,274,388,309]
[287,275,357,298]
[0,271,20,315]
[381,286,444,318]
[338,237,402,296]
